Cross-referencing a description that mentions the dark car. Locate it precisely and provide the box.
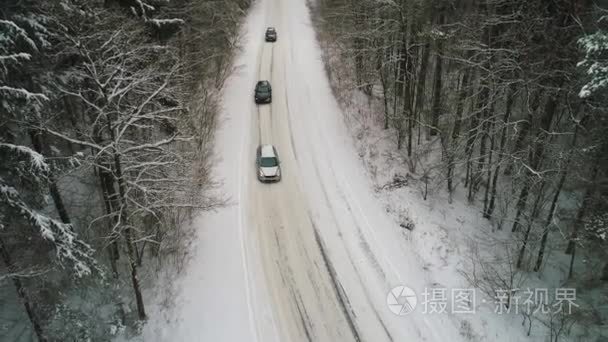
[265,27,277,42]
[254,80,272,104]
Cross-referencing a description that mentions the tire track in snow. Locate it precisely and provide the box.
[283,88,298,162]
[311,156,388,284]
[249,0,396,341]
[254,38,265,146]
[305,51,443,342]
[309,159,394,342]
[277,4,396,339]
[310,223,363,342]
[291,289,314,342]
[237,5,270,341]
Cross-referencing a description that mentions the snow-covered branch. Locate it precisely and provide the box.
[0,85,48,102]
[0,143,49,173]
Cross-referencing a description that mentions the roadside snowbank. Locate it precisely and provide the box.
[136,2,269,341]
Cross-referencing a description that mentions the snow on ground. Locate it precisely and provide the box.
[333,91,536,341]
[137,1,269,341]
[316,26,606,340]
[135,0,594,341]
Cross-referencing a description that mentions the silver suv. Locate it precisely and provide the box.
[256,144,281,182]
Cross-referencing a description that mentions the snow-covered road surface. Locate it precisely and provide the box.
[142,0,467,341]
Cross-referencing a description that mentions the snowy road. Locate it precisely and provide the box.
[241,0,465,340]
[143,0,465,341]
[248,3,366,339]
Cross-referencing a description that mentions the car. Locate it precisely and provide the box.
[254,80,272,104]
[265,27,277,42]
[256,144,281,182]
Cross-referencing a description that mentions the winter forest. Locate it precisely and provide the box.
[2,0,608,341]
[314,0,607,339]
[1,0,250,340]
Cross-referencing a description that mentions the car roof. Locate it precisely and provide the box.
[260,144,276,157]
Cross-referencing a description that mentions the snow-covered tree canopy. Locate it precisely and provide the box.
[48,20,204,225]
[0,0,243,339]
[0,3,97,278]
[0,142,97,277]
[578,16,608,98]
[0,16,49,115]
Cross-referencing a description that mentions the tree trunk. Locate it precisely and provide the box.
[429,29,443,137]
[463,96,482,194]
[512,93,557,232]
[534,123,579,271]
[29,130,71,224]
[407,107,413,156]
[397,40,407,150]
[503,121,529,176]
[98,167,120,277]
[63,95,85,154]
[482,126,495,214]
[106,116,147,320]
[0,237,48,342]
[353,6,365,87]
[512,180,531,232]
[378,47,390,130]
[568,242,576,279]
[392,45,401,131]
[476,96,494,195]
[485,84,515,219]
[466,5,493,198]
[466,83,490,202]
[397,116,404,150]
[404,19,416,157]
[49,182,71,224]
[517,182,545,268]
[534,171,567,271]
[114,150,147,320]
[446,66,471,196]
[124,223,146,320]
[565,156,600,255]
[136,241,145,267]
[428,10,444,137]
[414,41,430,144]
[504,90,540,176]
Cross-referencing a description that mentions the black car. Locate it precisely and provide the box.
[254,80,272,104]
[265,27,277,42]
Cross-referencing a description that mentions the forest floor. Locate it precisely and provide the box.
[313,4,607,341]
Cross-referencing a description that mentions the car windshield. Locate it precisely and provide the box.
[260,157,278,167]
